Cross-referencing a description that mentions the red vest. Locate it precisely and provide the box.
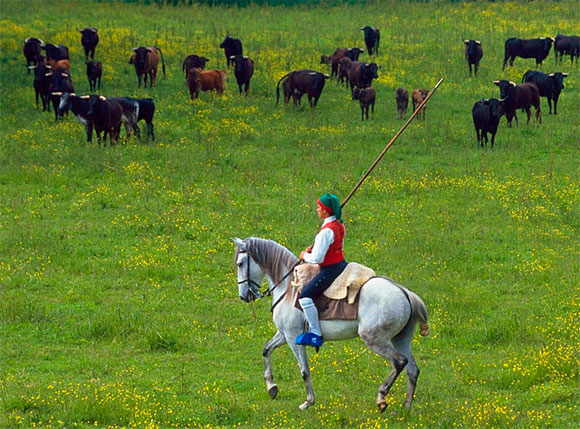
[319,220,345,266]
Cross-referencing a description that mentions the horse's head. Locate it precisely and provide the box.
[233,238,265,303]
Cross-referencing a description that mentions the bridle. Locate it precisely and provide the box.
[237,250,301,311]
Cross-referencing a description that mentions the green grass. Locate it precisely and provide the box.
[1,0,579,427]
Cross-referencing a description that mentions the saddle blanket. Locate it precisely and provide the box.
[292,262,376,321]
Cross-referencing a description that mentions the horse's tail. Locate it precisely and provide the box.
[407,290,430,336]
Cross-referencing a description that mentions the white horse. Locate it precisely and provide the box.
[233,237,430,411]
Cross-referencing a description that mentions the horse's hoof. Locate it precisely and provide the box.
[268,385,278,399]
[377,401,388,413]
[299,401,311,411]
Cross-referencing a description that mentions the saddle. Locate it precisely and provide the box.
[292,262,376,320]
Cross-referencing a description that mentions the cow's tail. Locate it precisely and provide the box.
[275,73,290,107]
[156,47,166,78]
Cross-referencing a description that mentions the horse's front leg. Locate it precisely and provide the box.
[263,331,287,399]
[287,341,315,411]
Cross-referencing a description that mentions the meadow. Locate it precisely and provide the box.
[0,0,579,427]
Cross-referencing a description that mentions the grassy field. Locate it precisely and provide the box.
[1,0,579,427]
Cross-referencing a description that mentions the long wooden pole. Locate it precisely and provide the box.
[341,77,445,209]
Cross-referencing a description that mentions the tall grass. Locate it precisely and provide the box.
[1,0,579,427]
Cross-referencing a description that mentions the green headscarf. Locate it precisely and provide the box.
[318,193,342,222]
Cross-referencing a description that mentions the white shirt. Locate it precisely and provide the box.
[302,216,337,264]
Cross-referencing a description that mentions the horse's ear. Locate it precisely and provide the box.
[231,237,247,251]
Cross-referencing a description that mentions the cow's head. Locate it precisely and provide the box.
[464,39,481,54]
[219,36,234,49]
[132,47,151,71]
[549,72,570,91]
[493,80,516,99]
[366,62,380,79]
[230,54,248,72]
[351,87,361,100]
[86,95,106,117]
[348,47,365,61]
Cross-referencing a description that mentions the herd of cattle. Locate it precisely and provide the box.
[21,28,578,148]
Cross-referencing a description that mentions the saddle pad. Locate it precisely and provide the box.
[295,291,360,321]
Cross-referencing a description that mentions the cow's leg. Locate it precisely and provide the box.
[85,123,93,143]
[525,108,531,124]
[97,77,101,90]
[468,63,472,76]
[491,131,496,149]
[475,62,479,76]
[552,97,558,115]
[371,102,375,120]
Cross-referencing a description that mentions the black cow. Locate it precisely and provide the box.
[346,61,379,89]
[182,55,209,74]
[230,55,254,95]
[80,28,99,60]
[48,71,74,120]
[23,38,44,73]
[58,93,94,142]
[30,60,52,111]
[86,95,123,146]
[472,98,504,148]
[86,60,102,91]
[352,87,376,120]
[110,97,155,141]
[360,26,380,55]
[554,34,580,65]
[275,69,329,108]
[42,43,69,61]
[219,36,243,67]
[493,80,541,126]
[522,70,569,115]
[464,40,483,76]
[503,37,554,70]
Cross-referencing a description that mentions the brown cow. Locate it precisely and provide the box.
[337,57,351,86]
[321,48,364,81]
[130,46,166,88]
[493,80,541,126]
[186,68,226,99]
[395,87,409,119]
[412,89,429,120]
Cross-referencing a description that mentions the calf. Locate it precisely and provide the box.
[87,95,123,146]
[522,70,569,115]
[352,87,376,120]
[360,26,380,55]
[230,55,254,95]
[30,60,52,111]
[130,46,166,87]
[182,54,209,74]
[23,37,44,73]
[395,87,409,119]
[554,34,580,65]
[186,68,226,99]
[493,80,541,126]
[503,37,554,70]
[337,57,351,86]
[464,40,483,76]
[80,28,99,60]
[275,69,329,108]
[86,60,102,91]
[472,98,503,148]
[219,36,243,67]
[412,89,429,120]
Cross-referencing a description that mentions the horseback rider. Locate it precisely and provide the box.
[296,193,347,348]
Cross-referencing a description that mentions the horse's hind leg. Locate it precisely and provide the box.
[262,331,286,399]
[361,337,408,412]
[392,327,420,409]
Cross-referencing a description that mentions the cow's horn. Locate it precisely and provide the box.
[509,81,516,87]
[562,72,570,76]
[308,72,317,75]
[475,40,481,44]
[80,95,90,99]
[492,80,500,85]
[243,56,248,59]
[550,37,555,41]
[499,97,507,102]
[62,73,69,78]
[548,73,555,77]
[132,47,138,52]
[463,39,469,43]
[28,65,37,69]
[51,92,62,96]
[324,73,330,78]
[99,96,106,101]
[45,72,53,76]
[359,27,364,30]
[230,55,235,59]
[25,38,30,43]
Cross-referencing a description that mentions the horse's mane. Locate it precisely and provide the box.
[235,237,300,286]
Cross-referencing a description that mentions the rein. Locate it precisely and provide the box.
[237,250,301,312]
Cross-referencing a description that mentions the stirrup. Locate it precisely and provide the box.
[296,332,323,348]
